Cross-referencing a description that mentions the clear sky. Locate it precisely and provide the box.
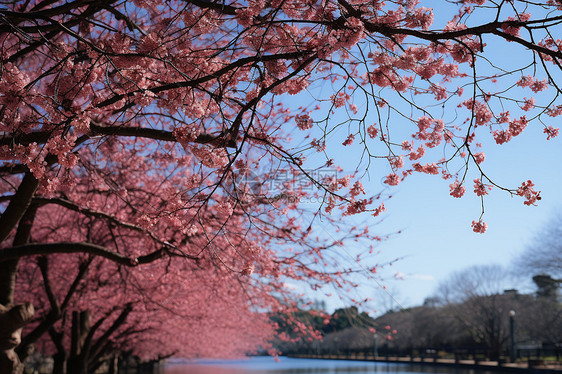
[303,119,562,314]
[280,1,562,315]
[362,130,562,311]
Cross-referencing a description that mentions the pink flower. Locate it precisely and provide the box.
[408,146,425,161]
[367,125,378,139]
[473,178,491,196]
[389,156,404,169]
[509,116,528,136]
[342,133,355,146]
[296,114,313,130]
[449,180,466,198]
[517,75,533,87]
[217,201,234,217]
[344,199,368,215]
[401,141,413,151]
[473,152,485,164]
[311,138,326,152]
[544,126,559,140]
[546,105,562,117]
[71,113,91,134]
[241,263,255,276]
[349,181,365,197]
[501,16,523,36]
[471,219,487,233]
[372,203,386,217]
[384,173,401,186]
[173,125,200,146]
[137,214,156,230]
[493,130,512,145]
[521,97,535,111]
[530,79,548,93]
[497,111,510,123]
[517,180,541,205]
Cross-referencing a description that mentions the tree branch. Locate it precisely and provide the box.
[17,257,93,360]
[89,304,133,362]
[0,173,39,243]
[32,196,177,249]
[1,242,139,266]
[37,257,61,316]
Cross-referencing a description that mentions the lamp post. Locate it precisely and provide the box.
[509,310,516,363]
[374,333,378,359]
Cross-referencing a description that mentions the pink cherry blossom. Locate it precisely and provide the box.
[473,178,492,196]
[544,126,559,140]
[473,152,485,164]
[471,219,488,233]
[516,180,542,205]
[367,125,379,139]
[342,134,355,146]
[296,114,314,130]
[384,173,401,186]
[372,203,386,217]
[449,181,466,198]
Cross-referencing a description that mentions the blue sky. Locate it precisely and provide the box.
[300,123,562,313]
[277,1,562,314]
[305,119,562,313]
[366,129,562,310]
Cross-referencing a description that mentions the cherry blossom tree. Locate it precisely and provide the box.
[5,140,380,373]
[1,0,562,372]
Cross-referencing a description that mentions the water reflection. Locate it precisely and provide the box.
[164,357,495,374]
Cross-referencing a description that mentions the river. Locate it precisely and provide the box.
[163,357,496,374]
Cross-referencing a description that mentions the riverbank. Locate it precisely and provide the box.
[289,354,562,373]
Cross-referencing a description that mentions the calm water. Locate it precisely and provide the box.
[163,357,496,374]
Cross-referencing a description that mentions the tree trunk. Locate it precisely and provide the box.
[52,352,67,374]
[0,259,21,308]
[49,327,67,374]
[0,303,35,374]
[108,354,119,374]
[0,204,38,374]
[67,310,91,374]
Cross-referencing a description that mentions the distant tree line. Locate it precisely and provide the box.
[272,270,560,361]
[273,212,562,361]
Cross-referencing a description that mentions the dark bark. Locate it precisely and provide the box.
[1,242,139,265]
[108,355,119,374]
[0,173,38,244]
[67,310,91,374]
[0,204,38,306]
[86,304,133,372]
[0,174,38,306]
[0,200,37,374]
[1,241,178,265]
[0,303,35,374]
[0,259,22,308]
[17,258,92,361]
[0,181,37,307]
[52,352,67,374]
[49,327,67,374]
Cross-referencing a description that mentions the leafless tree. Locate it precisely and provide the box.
[514,212,562,280]
[436,265,519,360]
